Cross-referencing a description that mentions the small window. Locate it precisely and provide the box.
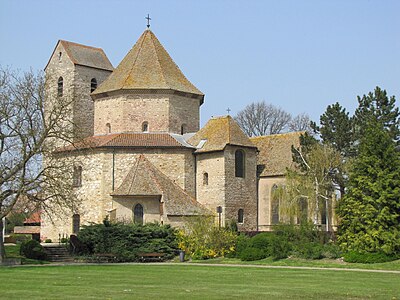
[142,122,149,132]
[181,124,187,135]
[73,166,82,187]
[58,52,62,62]
[57,77,63,97]
[271,184,280,224]
[238,209,244,223]
[133,204,144,225]
[72,214,80,234]
[106,123,111,133]
[203,172,209,185]
[235,150,245,178]
[90,78,97,92]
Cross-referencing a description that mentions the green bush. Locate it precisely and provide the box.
[231,234,250,258]
[322,243,342,259]
[20,240,47,260]
[269,234,292,260]
[343,251,398,263]
[44,239,52,243]
[294,242,324,259]
[240,247,267,261]
[77,221,178,262]
[10,233,31,243]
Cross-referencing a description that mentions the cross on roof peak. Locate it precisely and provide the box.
[146,14,151,28]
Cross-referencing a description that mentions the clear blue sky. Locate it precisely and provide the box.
[1,0,399,126]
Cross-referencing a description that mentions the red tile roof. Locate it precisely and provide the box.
[57,133,189,152]
[24,211,41,224]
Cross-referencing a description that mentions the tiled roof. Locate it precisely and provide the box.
[188,116,256,153]
[57,132,189,152]
[112,155,210,216]
[250,131,303,177]
[46,40,114,71]
[13,226,40,234]
[92,30,204,99]
[24,211,41,224]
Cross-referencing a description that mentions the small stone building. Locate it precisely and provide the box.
[41,28,304,240]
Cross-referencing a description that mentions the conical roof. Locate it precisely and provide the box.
[188,116,256,153]
[92,30,204,99]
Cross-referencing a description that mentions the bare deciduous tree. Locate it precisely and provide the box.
[289,113,312,133]
[0,67,77,262]
[234,101,292,137]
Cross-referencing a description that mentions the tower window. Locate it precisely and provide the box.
[58,52,62,62]
[73,166,82,187]
[72,214,80,234]
[238,209,244,223]
[142,122,149,132]
[106,123,111,133]
[133,204,144,225]
[90,78,97,92]
[203,172,209,185]
[235,149,245,178]
[181,124,187,135]
[57,77,63,97]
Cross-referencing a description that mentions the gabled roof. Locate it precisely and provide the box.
[45,40,114,71]
[92,29,204,100]
[188,116,256,153]
[250,131,303,177]
[112,155,210,216]
[56,132,192,152]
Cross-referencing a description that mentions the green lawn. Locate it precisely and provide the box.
[0,264,399,299]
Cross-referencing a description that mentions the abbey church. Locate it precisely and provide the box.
[41,28,302,240]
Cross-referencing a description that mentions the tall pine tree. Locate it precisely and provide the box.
[337,92,400,255]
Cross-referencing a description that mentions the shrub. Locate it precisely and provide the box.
[77,221,178,262]
[60,237,68,243]
[10,233,31,243]
[240,247,267,261]
[322,242,342,259]
[294,242,324,259]
[20,240,47,260]
[177,216,237,259]
[269,234,292,260]
[44,239,52,243]
[343,251,398,263]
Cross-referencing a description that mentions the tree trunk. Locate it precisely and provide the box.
[0,219,5,263]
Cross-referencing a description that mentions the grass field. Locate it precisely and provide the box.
[0,264,399,299]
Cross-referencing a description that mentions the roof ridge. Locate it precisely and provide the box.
[60,40,104,51]
[127,156,142,193]
[141,155,164,193]
[121,31,148,89]
[150,31,168,88]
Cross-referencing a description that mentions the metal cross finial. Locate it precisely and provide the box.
[226,108,231,115]
[146,14,151,28]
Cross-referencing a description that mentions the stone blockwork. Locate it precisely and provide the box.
[93,93,200,135]
[113,196,161,224]
[224,145,258,232]
[257,176,286,231]
[41,147,196,240]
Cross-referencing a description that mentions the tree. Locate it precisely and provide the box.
[234,101,292,136]
[337,118,400,255]
[336,87,400,255]
[311,102,355,197]
[0,67,76,262]
[289,113,312,133]
[279,141,342,229]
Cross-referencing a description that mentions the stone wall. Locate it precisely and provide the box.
[224,145,258,232]
[257,176,286,232]
[113,196,161,223]
[93,93,200,135]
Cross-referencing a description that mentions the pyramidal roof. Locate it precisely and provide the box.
[188,116,256,153]
[92,29,204,99]
[111,155,210,216]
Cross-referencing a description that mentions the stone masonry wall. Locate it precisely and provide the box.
[224,145,258,232]
[73,65,111,139]
[168,95,201,133]
[195,151,225,223]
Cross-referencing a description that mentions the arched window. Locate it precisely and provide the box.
[72,214,80,234]
[133,204,144,225]
[238,209,244,223]
[73,166,82,187]
[106,123,111,133]
[181,124,187,135]
[203,172,209,185]
[58,52,62,62]
[90,78,97,92]
[142,122,149,132]
[235,150,245,178]
[57,77,63,97]
[271,184,280,224]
